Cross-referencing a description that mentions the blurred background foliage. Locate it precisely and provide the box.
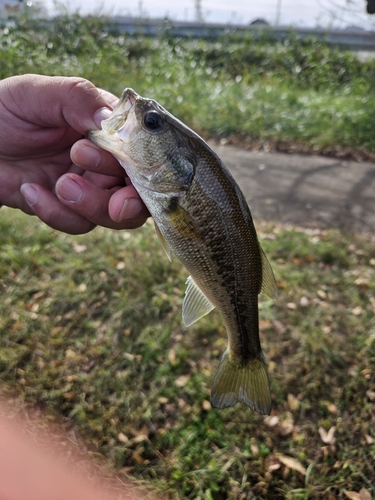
[2,13,375,154]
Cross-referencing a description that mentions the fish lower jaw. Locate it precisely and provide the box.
[88,132,124,155]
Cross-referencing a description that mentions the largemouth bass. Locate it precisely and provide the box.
[89,89,277,414]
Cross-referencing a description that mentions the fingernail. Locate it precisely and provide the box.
[56,178,83,204]
[21,183,38,206]
[93,107,112,129]
[118,198,143,221]
[81,146,101,168]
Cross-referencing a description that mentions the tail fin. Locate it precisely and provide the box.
[210,350,271,414]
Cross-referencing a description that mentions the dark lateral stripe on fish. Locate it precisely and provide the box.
[187,191,261,362]
[167,196,179,212]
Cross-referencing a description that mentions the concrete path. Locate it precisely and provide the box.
[211,143,375,234]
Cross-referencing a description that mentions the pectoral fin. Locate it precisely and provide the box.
[154,221,172,262]
[167,199,201,239]
[260,247,278,300]
[182,276,215,327]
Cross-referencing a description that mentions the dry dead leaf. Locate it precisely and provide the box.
[287,393,300,411]
[268,462,281,472]
[175,374,190,387]
[62,391,76,399]
[168,349,176,365]
[133,434,148,444]
[124,352,142,362]
[250,441,259,456]
[352,306,363,316]
[259,319,272,330]
[344,488,371,500]
[300,296,309,307]
[264,415,279,427]
[202,400,211,411]
[278,414,294,436]
[266,456,281,473]
[277,455,307,475]
[364,434,374,445]
[362,369,371,380]
[72,242,87,253]
[344,492,361,500]
[327,403,338,414]
[132,451,146,464]
[355,277,369,287]
[118,432,129,444]
[360,488,372,500]
[319,426,336,444]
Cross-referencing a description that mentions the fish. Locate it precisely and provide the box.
[88,89,277,414]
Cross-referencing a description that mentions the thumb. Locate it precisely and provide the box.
[0,74,114,135]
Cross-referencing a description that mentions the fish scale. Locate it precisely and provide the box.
[89,88,277,414]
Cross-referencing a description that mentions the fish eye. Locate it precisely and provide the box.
[143,111,163,131]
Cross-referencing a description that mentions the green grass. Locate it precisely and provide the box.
[2,14,375,155]
[0,209,374,499]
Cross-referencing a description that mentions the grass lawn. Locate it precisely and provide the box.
[0,209,374,499]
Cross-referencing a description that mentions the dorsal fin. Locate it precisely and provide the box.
[260,246,278,300]
[182,276,215,327]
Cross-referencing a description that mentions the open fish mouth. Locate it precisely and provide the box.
[88,90,139,159]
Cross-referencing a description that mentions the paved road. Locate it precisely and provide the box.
[211,144,375,234]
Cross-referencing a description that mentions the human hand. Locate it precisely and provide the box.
[0,74,149,234]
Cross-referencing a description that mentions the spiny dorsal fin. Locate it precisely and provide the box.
[182,276,215,327]
[260,246,278,300]
[154,221,172,262]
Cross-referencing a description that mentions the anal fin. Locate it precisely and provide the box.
[260,246,278,300]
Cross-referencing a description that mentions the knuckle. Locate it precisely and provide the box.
[63,77,97,101]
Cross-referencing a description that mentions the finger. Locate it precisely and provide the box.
[56,174,149,229]
[71,139,124,176]
[20,183,96,234]
[98,89,119,108]
[108,185,150,227]
[82,170,125,190]
[0,75,115,135]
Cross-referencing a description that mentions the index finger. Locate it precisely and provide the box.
[71,139,125,177]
